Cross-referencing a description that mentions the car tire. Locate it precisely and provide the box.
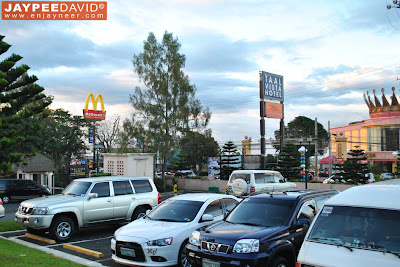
[26,227,46,236]
[131,207,147,221]
[49,215,75,241]
[2,196,10,204]
[231,179,248,196]
[270,256,289,267]
[178,240,190,267]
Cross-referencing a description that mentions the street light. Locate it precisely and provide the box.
[298,146,308,189]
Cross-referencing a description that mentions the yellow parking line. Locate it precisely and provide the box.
[25,233,56,244]
[63,243,104,258]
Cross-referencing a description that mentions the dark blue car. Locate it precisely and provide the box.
[186,189,338,267]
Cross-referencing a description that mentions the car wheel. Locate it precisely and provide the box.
[131,207,147,221]
[178,240,190,267]
[26,227,46,236]
[2,196,10,204]
[49,215,75,241]
[270,256,289,267]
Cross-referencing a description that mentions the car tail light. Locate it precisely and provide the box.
[158,193,162,204]
[296,263,301,267]
[250,186,255,193]
[226,187,229,193]
[0,201,2,205]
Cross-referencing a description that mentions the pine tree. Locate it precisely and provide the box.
[343,146,369,184]
[220,141,240,180]
[0,35,52,176]
[277,143,301,180]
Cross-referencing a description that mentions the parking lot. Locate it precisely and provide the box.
[0,192,180,266]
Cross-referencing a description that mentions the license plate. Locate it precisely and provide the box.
[203,259,220,267]
[120,247,136,257]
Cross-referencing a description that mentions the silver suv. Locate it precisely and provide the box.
[15,176,160,241]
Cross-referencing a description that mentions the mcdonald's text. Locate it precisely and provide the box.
[83,110,106,120]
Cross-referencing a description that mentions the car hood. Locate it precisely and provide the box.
[201,221,286,245]
[116,219,190,241]
[20,194,83,208]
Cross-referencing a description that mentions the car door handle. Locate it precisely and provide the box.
[132,197,136,200]
[107,199,112,202]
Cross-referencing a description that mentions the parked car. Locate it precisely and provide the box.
[0,179,51,204]
[175,170,196,178]
[156,171,174,178]
[225,170,296,197]
[380,172,395,179]
[111,193,240,267]
[0,200,4,218]
[186,189,338,267]
[15,176,160,241]
[297,184,400,267]
[323,172,374,184]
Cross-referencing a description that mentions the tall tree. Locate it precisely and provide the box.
[34,109,88,186]
[274,116,329,155]
[277,143,301,180]
[96,115,121,153]
[124,31,211,188]
[220,141,240,180]
[0,35,52,176]
[343,146,369,184]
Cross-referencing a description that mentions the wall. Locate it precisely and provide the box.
[165,177,354,193]
[103,153,155,178]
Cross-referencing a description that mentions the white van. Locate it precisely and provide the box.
[225,170,296,196]
[297,183,400,267]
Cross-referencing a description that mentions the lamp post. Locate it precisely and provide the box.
[392,151,399,178]
[298,146,307,189]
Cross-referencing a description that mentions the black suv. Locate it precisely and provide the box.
[0,179,51,204]
[186,189,338,267]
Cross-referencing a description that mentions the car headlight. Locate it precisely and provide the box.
[233,239,259,253]
[189,231,201,246]
[32,207,49,215]
[147,237,173,246]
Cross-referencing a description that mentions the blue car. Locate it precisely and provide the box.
[186,189,338,267]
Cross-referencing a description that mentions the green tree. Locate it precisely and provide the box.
[277,143,300,180]
[265,154,278,170]
[0,35,52,176]
[220,141,240,180]
[179,131,219,172]
[34,109,88,186]
[343,146,369,184]
[124,31,211,188]
[274,116,329,155]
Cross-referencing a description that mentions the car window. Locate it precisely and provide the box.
[229,174,250,184]
[148,200,203,222]
[297,200,316,220]
[63,181,91,196]
[204,199,223,217]
[226,198,294,227]
[254,173,283,184]
[113,180,133,196]
[222,198,238,214]
[91,182,110,197]
[131,179,152,193]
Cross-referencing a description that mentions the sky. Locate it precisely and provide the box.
[2,0,400,152]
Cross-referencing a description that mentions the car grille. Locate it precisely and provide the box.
[18,206,34,215]
[116,241,145,262]
[201,241,230,254]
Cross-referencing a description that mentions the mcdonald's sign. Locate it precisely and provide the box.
[83,93,106,120]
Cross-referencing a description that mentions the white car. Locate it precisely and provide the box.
[0,200,4,218]
[226,170,296,196]
[111,193,239,267]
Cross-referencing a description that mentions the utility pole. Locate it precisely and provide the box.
[315,118,318,178]
[328,121,332,177]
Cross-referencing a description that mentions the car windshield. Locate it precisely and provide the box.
[147,199,203,222]
[308,206,400,253]
[225,197,294,227]
[62,181,91,196]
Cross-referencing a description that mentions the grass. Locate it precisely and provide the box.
[0,221,85,267]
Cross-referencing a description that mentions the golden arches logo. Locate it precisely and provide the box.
[83,93,106,120]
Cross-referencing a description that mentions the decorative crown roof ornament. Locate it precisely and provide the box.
[364,87,400,118]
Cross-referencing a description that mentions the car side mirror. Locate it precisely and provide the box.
[279,179,285,183]
[201,214,214,222]
[89,193,98,199]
